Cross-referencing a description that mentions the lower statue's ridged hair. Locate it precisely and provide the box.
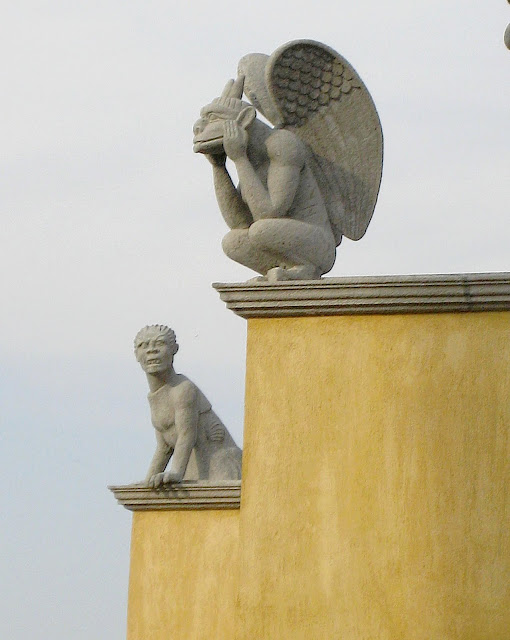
[134,325,177,351]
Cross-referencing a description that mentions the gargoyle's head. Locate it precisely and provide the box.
[193,75,256,154]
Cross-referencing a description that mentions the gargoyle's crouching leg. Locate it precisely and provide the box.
[223,221,337,279]
[249,219,336,279]
[222,229,286,276]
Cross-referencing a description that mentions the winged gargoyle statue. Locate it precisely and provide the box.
[193,40,383,281]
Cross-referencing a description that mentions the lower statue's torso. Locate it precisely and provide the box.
[147,376,242,480]
[148,377,212,443]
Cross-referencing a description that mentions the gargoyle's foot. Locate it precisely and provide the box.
[266,265,322,282]
[246,275,268,283]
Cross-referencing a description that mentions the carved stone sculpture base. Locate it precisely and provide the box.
[113,273,510,640]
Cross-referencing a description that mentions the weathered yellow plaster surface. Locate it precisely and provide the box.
[236,312,510,640]
[127,510,239,640]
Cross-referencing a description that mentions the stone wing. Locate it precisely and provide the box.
[266,40,383,242]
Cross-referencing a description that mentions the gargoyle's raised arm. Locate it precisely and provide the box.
[231,130,305,222]
[212,163,253,230]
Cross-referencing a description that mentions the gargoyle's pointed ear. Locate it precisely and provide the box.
[236,106,256,129]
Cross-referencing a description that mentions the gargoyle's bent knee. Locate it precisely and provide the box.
[248,219,336,272]
[222,229,249,260]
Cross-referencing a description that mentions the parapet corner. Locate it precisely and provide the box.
[213,272,510,319]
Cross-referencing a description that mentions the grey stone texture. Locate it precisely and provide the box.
[214,272,510,318]
[193,40,383,282]
[134,325,242,486]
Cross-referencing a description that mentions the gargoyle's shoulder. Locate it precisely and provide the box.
[265,129,306,164]
[173,377,198,407]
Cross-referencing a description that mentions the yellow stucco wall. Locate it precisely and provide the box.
[127,311,510,640]
[237,312,510,640]
[127,510,239,640]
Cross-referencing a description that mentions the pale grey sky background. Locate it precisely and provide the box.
[1,2,509,638]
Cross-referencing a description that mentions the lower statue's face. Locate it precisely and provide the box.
[136,336,175,375]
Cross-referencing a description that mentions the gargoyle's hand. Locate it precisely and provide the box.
[205,152,227,167]
[223,120,248,161]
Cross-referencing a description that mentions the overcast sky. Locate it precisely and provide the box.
[1,2,509,638]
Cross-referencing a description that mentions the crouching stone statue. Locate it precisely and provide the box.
[193,39,383,281]
[135,325,242,486]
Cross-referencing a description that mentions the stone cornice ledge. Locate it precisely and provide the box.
[109,481,241,511]
[213,272,510,319]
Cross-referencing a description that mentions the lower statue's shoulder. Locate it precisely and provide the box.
[173,376,199,406]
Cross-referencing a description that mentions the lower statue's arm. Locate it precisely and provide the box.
[167,426,197,482]
[145,445,172,484]
[212,165,252,229]
[166,402,199,482]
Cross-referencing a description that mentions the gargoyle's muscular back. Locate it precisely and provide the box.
[250,128,333,234]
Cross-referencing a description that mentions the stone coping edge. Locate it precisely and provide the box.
[109,481,241,511]
[213,272,510,319]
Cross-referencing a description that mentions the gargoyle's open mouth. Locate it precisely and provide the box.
[193,136,224,153]
[146,358,161,365]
